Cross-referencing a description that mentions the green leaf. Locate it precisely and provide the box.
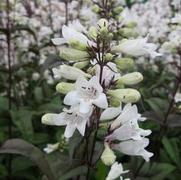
[12,156,34,173]
[34,87,44,104]
[92,141,104,165]
[145,98,168,121]
[60,166,88,180]
[162,137,181,168]
[46,152,72,178]
[10,109,34,140]
[0,139,55,180]
[95,161,108,180]
[0,96,8,112]
[138,162,176,180]
[167,114,181,128]
[0,164,7,176]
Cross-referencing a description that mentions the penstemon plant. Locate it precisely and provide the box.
[0,0,167,179]
[41,1,161,178]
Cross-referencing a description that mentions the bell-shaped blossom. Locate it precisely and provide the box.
[51,22,92,46]
[100,105,122,121]
[113,138,153,162]
[106,123,151,141]
[68,19,87,33]
[64,76,108,114]
[112,36,162,58]
[106,162,129,180]
[42,106,92,138]
[101,103,146,130]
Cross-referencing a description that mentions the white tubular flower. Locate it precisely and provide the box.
[68,19,87,33]
[106,162,129,180]
[109,103,144,130]
[43,143,59,154]
[95,62,120,87]
[52,64,91,81]
[51,23,92,46]
[107,123,151,141]
[42,106,92,138]
[100,105,122,121]
[111,36,161,58]
[113,138,153,162]
[64,76,108,114]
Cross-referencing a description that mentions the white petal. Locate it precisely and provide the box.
[51,38,66,45]
[110,104,138,130]
[76,119,87,136]
[93,93,108,109]
[137,149,153,162]
[114,138,150,156]
[108,123,141,141]
[63,91,80,106]
[79,99,92,114]
[62,25,88,44]
[89,76,103,93]
[75,76,88,90]
[64,124,76,138]
[100,106,122,121]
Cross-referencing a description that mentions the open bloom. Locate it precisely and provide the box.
[106,122,151,141]
[113,138,153,162]
[111,36,161,58]
[106,162,129,180]
[64,76,108,114]
[42,106,92,138]
[101,103,146,130]
[51,21,93,46]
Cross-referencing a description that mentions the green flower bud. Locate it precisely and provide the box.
[108,33,113,41]
[68,39,87,50]
[73,61,89,69]
[115,57,134,71]
[126,21,137,28]
[119,28,138,38]
[116,72,143,86]
[92,4,100,13]
[113,6,123,15]
[56,82,75,94]
[104,53,114,62]
[100,27,109,40]
[41,113,54,125]
[88,26,98,39]
[59,47,90,62]
[108,88,141,103]
[109,97,121,107]
[87,66,96,75]
[101,143,116,166]
[97,18,109,28]
[162,42,178,54]
[178,105,181,112]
